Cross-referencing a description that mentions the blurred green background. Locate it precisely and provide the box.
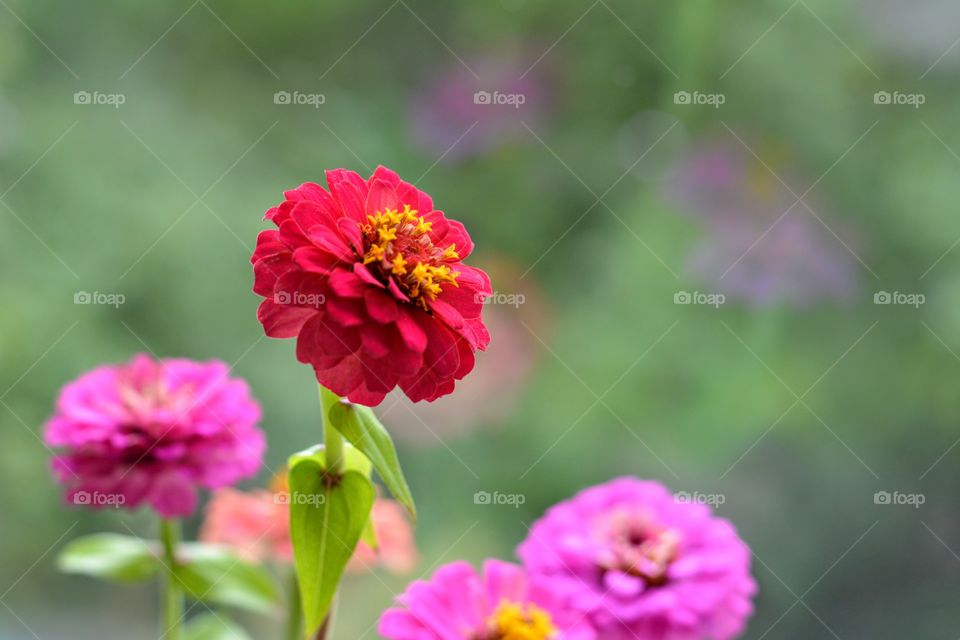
[2,0,960,637]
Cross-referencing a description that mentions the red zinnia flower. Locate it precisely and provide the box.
[251,166,491,406]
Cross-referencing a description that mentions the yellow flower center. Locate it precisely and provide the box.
[488,601,557,640]
[360,204,460,309]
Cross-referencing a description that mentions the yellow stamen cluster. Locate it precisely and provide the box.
[489,601,557,640]
[361,204,460,309]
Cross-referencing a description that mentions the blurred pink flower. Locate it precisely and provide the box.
[200,488,291,562]
[379,559,596,640]
[518,478,756,640]
[666,138,860,307]
[347,498,418,575]
[410,54,553,162]
[45,354,264,518]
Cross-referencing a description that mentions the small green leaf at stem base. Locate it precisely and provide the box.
[289,456,375,637]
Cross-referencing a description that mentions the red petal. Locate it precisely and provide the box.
[251,229,285,264]
[395,310,427,352]
[417,314,461,379]
[257,300,316,338]
[284,182,333,204]
[306,225,353,260]
[326,297,365,327]
[436,283,484,319]
[439,219,474,260]
[279,219,310,248]
[457,265,492,295]
[354,263,385,289]
[291,200,337,235]
[297,315,359,362]
[428,298,465,331]
[360,325,391,358]
[365,288,398,323]
[329,270,367,298]
[293,246,340,274]
[454,335,476,378]
[253,254,294,297]
[387,276,410,302]
[366,179,398,214]
[362,360,396,394]
[369,166,402,188]
[315,356,363,394]
[265,200,295,225]
[326,169,368,222]
[336,217,364,253]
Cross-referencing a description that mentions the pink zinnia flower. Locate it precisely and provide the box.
[251,166,491,406]
[518,478,756,640]
[379,559,596,640]
[44,354,265,518]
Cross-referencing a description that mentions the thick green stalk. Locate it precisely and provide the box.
[159,519,184,640]
[315,385,344,639]
[319,385,344,475]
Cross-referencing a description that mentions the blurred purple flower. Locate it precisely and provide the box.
[45,354,265,518]
[410,54,552,162]
[518,477,756,640]
[666,139,860,307]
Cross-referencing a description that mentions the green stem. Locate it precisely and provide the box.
[159,519,184,640]
[284,570,302,640]
[319,385,344,475]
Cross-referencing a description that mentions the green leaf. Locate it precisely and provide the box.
[184,612,253,640]
[325,390,416,520]
[289,457,375,637]
[360,513,378,551]
[288,442,372,478]
[175,543,281,614]
[57,533,159,582]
